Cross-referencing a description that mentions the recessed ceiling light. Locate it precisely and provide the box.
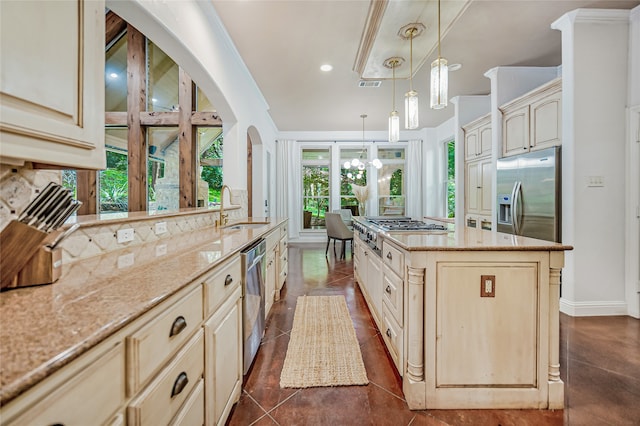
[109,72,118,78]
[320,64,333,72]
[449,63,462,72]
[151,98,157,103]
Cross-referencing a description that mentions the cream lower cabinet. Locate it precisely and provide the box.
[0,0,106,169]
[204,286,242,426]
[277,227,288,298]
[0,253,244,426]
[354,235,383,327]
[381,242,405,376]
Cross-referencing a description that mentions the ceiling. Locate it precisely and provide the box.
[212,0,639,133]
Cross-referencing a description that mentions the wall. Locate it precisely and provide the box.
[552,9,631,316]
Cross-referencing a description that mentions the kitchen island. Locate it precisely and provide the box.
[352,217,572,410]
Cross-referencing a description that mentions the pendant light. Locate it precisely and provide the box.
[430,0,448,109]
[386,58,401,143]
[404,26,419,129]
[343,114,382,176]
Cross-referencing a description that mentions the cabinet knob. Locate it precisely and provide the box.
[386,329,392,338]
[385,285,391,294]
[171,372,189,398]
[169,316,187,337]
[224,274,233,286]
[523,147,527,150]
[386,252,392,260]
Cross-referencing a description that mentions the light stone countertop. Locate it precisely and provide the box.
[384,227,572,251]
[0,217,286,405]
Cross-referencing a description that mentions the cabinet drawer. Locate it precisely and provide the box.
[128,330,204,426]
[382,265,403,326]
[266,229,280,252]
[382,242,404,278]
[169,378,204,426]
[127,286,203,393]
[8,342,125,426]
[381,303,404,376]
[280,223,288,239]
[279,237,288,256]
[203,255,241,316]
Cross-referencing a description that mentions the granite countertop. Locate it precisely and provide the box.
[0,217,286,406]
[383,226,572,251]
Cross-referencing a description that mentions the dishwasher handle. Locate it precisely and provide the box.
[247,253,265,271]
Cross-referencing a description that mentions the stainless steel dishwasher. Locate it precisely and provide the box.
[241,238,266,374]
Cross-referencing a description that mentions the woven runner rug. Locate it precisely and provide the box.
[280,295,369,388]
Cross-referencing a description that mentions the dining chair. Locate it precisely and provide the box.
[324,213,354,259]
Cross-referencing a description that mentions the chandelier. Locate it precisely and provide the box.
[343,114,382,179]
[400,24,424,129]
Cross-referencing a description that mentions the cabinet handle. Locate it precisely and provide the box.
[386,329,392,338]
[386,252,392,260]
[171,372,189,398]
[224,274,233,286]
[385,285,391,294]
[364,251,368,256]
[169,316,187,337]
[523,147,527,150]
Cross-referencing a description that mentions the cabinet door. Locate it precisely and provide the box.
[265,250,276,318]
[466,161,480,214]
[367,252,383,321]
[502,106,530,157]
[464,128,479,160]
[204,288,242,426]
[479,159,494,216]
[478,122,492,158]
[0,0,106,169]
[530,90,561,151]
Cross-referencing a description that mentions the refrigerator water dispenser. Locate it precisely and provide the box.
[498,194,512,225]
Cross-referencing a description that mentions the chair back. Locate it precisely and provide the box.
[325,213,353,239]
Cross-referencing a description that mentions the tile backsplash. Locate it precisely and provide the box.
[0,165,61,231]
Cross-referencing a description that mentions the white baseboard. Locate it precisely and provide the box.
[559,298,629,317]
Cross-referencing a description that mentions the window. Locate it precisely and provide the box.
[340,148,367,215]
[302,148,330,229]
[100,128,129,212]
[198,128,223,207]
[377,148,405,216]
[446,140,455,218]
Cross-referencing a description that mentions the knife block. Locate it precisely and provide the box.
[0,220,55,290]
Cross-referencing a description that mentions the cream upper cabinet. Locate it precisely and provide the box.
[0,0,106,169]
[500,78,562,157]
[463,114,492,160]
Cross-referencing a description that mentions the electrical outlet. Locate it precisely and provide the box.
[117,228,135,243]
[587,176,605,187]
[155,221,167,235]
[481,275,495,297]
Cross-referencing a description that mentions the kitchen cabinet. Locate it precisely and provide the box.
[354,234,382,327]
[264,227,280,317]
[463,114,492,160]
[0,0,106,169]
[204,286,242,426]
[465,158,493,217]
[501,78,562,157]
[0,252,244,426]
[381,241,406,376]
[277,225,288,299]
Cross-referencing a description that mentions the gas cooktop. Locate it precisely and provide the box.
[365,217,448,231]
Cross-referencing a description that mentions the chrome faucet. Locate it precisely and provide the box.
[218,184,231,227]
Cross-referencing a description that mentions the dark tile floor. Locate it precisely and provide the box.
[226,243,640,426]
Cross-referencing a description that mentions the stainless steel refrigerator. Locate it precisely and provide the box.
[496,146,561,242]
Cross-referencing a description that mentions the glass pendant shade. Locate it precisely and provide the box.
[404,90,419,129]
[430,57,448,109]
[389,110,400,143]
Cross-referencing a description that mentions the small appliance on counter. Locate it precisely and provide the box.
[0,182,82,290]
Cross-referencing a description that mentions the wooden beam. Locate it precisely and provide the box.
[106,111,222,127]
[127,24,147,212]
[178,68,196,208]
[105,11,127,47]
[76,170,97,215]
[190,112,223,126]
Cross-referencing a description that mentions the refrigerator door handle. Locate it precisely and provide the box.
[512,181,522,235]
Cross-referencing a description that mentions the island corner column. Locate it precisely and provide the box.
[404,265,427,409]
[548,250,565,409]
